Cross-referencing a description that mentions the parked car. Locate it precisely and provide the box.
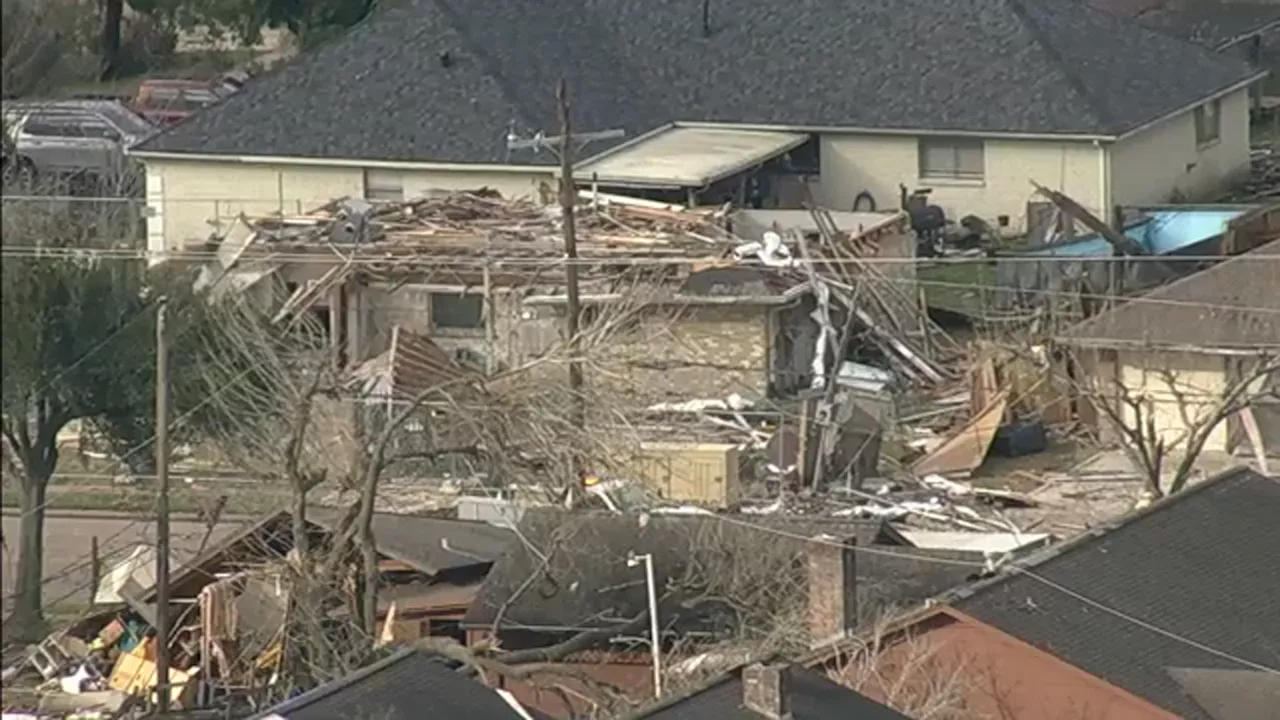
[131,79,235,127]
[1,99,154,182]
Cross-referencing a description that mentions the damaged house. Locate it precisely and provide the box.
[197,191,944,494]
[804,467,1280,720]
[459,510,983,718]
[1056,237,1280,460]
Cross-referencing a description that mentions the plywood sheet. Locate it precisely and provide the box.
[912,391,1008,477]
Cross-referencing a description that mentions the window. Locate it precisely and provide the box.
[79,119,121,141]
[431,293,484,330]
[1194,99,1221,147]
[21,114,84,138]
[918,138,985,181]
[364,169,404,201]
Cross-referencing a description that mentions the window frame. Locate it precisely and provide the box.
[1194,99,1221,148]
[364,168,404,202]
[918,137,986,182]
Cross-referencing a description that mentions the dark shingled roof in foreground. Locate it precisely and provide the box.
[308,508,515,575]
[634,663,911,719]
[251,648,553,720]
[136,0,1259,163]
[951,467,1280,720]
[463,510,980,635]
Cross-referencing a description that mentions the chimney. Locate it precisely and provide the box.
[742,662,792,719]
[806,534,857,643]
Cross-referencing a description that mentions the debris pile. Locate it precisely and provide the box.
[218,190,739,261]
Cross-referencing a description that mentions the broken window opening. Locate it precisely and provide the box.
[431,292,484,331]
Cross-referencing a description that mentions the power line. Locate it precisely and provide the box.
[711,513,1280,673]
[6,247,1277,318]
[5,245,1280,265]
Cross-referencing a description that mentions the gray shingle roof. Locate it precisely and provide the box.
[252,648,550,720]
[953,468,1280,720]
[308,508,515,575]
[635,664,910,719]
[1056,237,1280,350]
[1091,0,1280,49]
[136,0,1259,163]
[462,510,977,634]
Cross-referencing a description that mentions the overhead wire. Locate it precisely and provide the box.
[709,513,1280,673]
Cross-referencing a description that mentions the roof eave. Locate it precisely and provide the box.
[128,148,557,174]
[1213,17,1280,51]
[673,120,1118,143]
[1114,71,1269,142]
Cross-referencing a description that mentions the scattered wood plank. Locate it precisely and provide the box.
[912,391,1008,477]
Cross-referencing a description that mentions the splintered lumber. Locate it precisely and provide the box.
[912,391,1008,477]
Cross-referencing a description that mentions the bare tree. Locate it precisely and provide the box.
[1072,350,1280,497]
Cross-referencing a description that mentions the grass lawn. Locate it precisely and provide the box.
[918,261,1001,318]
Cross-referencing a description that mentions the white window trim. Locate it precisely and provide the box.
[363,168,404,201]
[918,137,986,183]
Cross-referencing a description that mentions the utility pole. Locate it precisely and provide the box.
[154,297,172,714]
[556,79,585,432]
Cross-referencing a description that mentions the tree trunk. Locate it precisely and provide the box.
[7,477,49,641]
[99,0,123,81]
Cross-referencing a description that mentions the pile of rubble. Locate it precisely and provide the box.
[217,190,739,262]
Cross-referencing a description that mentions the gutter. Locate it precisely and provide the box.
[126,149,557,175]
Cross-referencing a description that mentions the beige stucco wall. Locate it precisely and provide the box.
[811,134,1104,232]
[1110,88,1252,207]
[143,158,556,255]
[1114,350,1231,453]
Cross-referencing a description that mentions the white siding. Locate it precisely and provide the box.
[142,158,556,256]
[143,159,365,254]
[1110,88,1252,207]
[810,134,1104,232]
[1115,351,1231,453]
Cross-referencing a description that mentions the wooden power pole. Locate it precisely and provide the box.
[154,297,172,714]
[556,80,585,432]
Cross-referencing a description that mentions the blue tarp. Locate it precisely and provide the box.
[1024,209,1245,258]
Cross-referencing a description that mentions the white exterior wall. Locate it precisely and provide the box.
[1110,88,1252,207]
[1115,350,1231,453]
[811,134,1104,232]
[143,158,556,255]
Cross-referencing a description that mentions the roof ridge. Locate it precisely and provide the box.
[1003,0,1114,130]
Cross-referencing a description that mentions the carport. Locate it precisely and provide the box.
[574,125,812,205]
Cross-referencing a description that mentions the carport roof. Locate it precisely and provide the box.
[574,126,809,189]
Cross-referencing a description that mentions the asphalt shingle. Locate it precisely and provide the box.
[636,664,910,719]
[953,468,1280,720]
[254,648,550,720]
[308,508,515,575]
[137,0,1259,163]
[463,510,977,635]
[1057,237,1280,350]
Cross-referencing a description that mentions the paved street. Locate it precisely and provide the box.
[1,511,244,614]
